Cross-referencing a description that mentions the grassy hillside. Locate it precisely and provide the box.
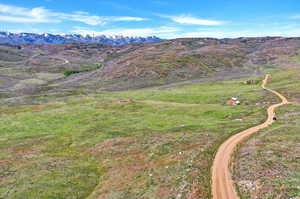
[0,75,269,199]
[1,37,300,100]
[0,44,28,62]
[233,68,300,199]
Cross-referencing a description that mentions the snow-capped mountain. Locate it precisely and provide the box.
[0,32,162,46]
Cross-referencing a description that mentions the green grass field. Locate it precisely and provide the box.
[0,74,271,199]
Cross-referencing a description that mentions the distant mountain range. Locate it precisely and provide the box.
[0,32,162,46]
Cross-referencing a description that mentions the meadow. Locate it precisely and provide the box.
[0,75,268,199]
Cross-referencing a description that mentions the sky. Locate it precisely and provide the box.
[0,0,300,39]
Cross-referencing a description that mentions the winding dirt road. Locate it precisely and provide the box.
[211,74,289,199]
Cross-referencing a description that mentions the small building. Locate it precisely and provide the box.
[227,97,241,105]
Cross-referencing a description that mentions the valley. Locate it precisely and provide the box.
[0,37,299,199]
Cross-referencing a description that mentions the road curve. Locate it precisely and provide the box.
[211,74,289,199]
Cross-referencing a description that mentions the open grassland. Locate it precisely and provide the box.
[233,68,300,199]
[0,77,270,199]
[0,38,299,199]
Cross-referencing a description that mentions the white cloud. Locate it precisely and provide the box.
[57,12,106,26]
[160,14,224,25]
[171,16,223,25]
[0,15,58,23]
[71,26,180,37]
[291,15,300,19]
[180,28,300,39]
[108,16,147,22]
[181,31,246,38]
[0,3,147,25]
[0,4,59,23]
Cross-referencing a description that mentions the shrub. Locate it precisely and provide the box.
[64,69,82,77]
[64,63,103,77]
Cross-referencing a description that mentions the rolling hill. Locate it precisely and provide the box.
[0,37,300,199]
[1,37,300,103]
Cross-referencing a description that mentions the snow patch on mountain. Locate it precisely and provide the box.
[0,31,163,46]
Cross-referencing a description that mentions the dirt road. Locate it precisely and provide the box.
[211,74,289,199]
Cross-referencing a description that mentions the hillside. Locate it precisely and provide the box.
[0,72,269,199]
[0,37,300,199]
[1,37,300,104]
[1,64,299,199]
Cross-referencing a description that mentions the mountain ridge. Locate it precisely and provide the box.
[0,31,163,46]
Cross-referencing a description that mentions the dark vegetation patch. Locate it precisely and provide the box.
[64,63,103,76]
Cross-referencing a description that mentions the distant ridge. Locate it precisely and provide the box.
[0,31,162,46]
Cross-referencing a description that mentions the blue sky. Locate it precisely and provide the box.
[0,0,300,38]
